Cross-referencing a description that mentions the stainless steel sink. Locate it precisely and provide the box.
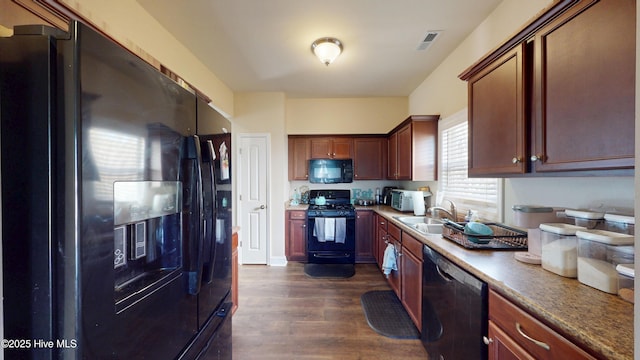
[393,216,444,235]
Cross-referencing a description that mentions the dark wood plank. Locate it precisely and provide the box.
[232,263,429,359]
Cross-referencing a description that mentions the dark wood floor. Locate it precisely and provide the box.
[232,262,429,359]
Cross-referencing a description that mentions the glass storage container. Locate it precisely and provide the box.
[577,230,634,294]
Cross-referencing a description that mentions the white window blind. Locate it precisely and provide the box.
[439,109,501,222]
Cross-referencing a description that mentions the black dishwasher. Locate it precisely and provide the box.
[421,244,488,360]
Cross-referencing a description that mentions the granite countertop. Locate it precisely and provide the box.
[366,206,633,360]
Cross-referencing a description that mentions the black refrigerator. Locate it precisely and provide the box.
[0,21,232,359]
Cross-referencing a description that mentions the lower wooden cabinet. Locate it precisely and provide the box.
[385,222,402,296]
[286,209,378,264]
[355,210,375,263]
[374,216,424,330]
[375,214,388,268]
[400,231,423,330]
[231,231,238,314]
[488,320,536,360]
[487,289,596,360]
[285,210,307,261]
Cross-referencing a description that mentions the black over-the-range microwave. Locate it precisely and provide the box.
[308,159,353,183]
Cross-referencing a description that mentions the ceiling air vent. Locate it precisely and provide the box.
[416,31,441,51]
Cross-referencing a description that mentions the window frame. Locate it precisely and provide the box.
[437,108,504,222]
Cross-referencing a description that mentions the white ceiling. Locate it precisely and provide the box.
[137,0,502,98]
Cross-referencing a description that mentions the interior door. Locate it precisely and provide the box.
[239,134,269,264]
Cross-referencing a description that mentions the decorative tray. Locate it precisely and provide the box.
[442,221,528,250]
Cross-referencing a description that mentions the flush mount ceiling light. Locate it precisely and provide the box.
[311,37,343,66]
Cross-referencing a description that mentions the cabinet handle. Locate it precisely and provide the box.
[327,153,331,156]
[515,322,550,351]
[332,152,336,156]
[530,154,543,162]
[302,224,306,228]
[483,336,493,345]
[512,157,522,164]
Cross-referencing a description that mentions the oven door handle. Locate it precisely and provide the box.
[312,253,352,258]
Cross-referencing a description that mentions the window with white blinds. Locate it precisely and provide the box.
[439,109,502,222]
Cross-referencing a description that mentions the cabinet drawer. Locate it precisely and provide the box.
[489,290,596,360]
[387,222,401,241]
[288,210,307,220]
[401,232,423,261]
[377,216,388,231]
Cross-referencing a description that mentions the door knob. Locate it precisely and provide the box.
[259,204,266,209]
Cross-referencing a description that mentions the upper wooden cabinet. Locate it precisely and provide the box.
[532,0,635,172]
[387,115,439,181]
[460,0,635,176]
[353,137,387,180]
[288,137,310,180]
[288,135,386,180]
[466,43,528,176]
[310,137,353,159]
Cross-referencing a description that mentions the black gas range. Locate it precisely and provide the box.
[306,190,355,264]
[307,190,355,218]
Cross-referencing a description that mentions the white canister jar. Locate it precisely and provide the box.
[539,223,586,278]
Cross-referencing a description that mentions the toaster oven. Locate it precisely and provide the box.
[391,190,415,212]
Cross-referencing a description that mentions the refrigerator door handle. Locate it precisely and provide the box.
[185,135,205,295]
[202,139,217,283]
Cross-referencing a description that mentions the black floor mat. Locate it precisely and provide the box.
[303,263,355,278]
[361,290,420,339]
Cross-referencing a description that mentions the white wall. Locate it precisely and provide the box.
[233,92,288,265]
[286,97,408,134]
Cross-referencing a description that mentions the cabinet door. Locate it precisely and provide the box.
[332,138,353,159]
[396,124,412,180]
[288,138,310,180]
[401,241,422,329]
[310,138,353,159]
[387,237,402,297]
[355,210,375,263]
[488,321,536,360]
[353,138,385,180]
[310,138,332,158]
[387,132,398,179]
[375,215,388,268]
[489,290,596,360]
[533,0,635,172]
[411,120,438,181]
[468,42,527,176]
[232,232,239,314]
[285,211,307,261]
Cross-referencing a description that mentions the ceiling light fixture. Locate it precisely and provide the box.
[311,37,343,66]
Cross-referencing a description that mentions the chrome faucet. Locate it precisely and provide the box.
[428,199,458,221]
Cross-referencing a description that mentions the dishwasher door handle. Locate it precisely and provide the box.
[435,264,453,282]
